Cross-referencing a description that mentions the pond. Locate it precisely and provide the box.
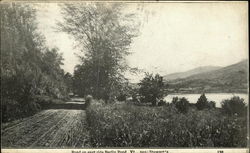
[164,93,248,107]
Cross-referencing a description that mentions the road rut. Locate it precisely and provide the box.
[2,108,90,148]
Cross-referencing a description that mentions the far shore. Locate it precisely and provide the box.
[165,92,248,95]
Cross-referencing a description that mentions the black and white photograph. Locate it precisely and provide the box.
[1,1,249,152]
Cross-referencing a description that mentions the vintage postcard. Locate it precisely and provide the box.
[1,1,249,153]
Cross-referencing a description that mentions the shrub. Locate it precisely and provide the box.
[117,94,127,101]
[33,96,53,108]
[33,95,65,108]
[221,96,247,116]
[131,93,140,103]
[158,99,167,106]
[85,95,93,107]
[138,73,164,106]
[208,101,216,109]
[2,95,66,122]
[196,93,209,110]
[2,99,21,122]
[173,97,189,113]
[2,98,41,122]
[172,97,179,105]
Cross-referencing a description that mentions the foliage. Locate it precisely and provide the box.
[2,98,40,122]
[86,102,247,147]
[64,72,73,91]
[130,87,140,103]
[1,3,68,122]
[33,95,65,108]
[208,101,216,109]
[196,93,209,110]
[85,95,93,107]
[195,94,216,110]
[2,95,66,123]
[172,97,189,113]
[117,94,127,102]
[58,3,139,101]
[138,73,164,106]
[221,96,247,116]
[158,99,167,106]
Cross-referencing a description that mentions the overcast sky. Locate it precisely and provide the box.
[36,2,248,82]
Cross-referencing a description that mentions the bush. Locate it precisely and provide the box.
[2,99,20,122]
[33,96,53,108]
[158,99,167,106]
[138,73,164,106]
[86,102,247,147]
[131,93,140,103]
[173,97,190,113]
[117,94,127,101]
[196,93,210,110]
[172,97,179,104]
[85,95,93,107]
[2,98,41,122]
[221,96,247,116]
[2,95,66,122]
[208,101,216,109]
[33,95,64,108]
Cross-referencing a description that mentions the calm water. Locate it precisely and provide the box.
[164,93,249,107]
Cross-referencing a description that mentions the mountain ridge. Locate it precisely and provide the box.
[164,60,248,93]
[163,66,222,81]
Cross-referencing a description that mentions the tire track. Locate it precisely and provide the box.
[50,110,88,147]
[2,108,90,148]
[1,110,65,147]
[48,110,81,147]
[15,110,68,147]
[2,110,56,132]
[2,110,62,136]
[29,110,72,147]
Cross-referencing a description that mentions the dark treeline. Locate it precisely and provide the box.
[1,3,71,122]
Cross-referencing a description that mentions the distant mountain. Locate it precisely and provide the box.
[163,66,221,81]
[165,60,248,93]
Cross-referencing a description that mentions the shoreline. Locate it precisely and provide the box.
[165,92,248,95]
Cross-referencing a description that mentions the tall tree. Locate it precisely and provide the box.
[1,3,69,122]
[1,3,44,102]
[138,73,164,106]
[58,3,139,101]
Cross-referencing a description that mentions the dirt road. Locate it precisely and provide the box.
[1,102,90,148]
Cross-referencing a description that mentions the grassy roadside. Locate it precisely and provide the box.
[86,101,247,147]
